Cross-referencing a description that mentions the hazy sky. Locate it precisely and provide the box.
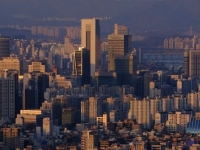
[0,0,199,32]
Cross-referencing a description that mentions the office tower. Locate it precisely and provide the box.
[62,108,80,126]
[2,127,20,149]
[81,100,89,123]
[89,97,102,124]
[23,72,49,109]
[109,53,137,86]
[0,37,10,60]
[136,71,151,98]
[28,61,45,73]
[81,130,95,150]
[0,57,20,74]
[93,71,119,89]
[108,34,132,59]
[114,24,129,35]
[184,50,200,78]
[81,18,100,76]
[0,69,18,121]
[73,47,90,85]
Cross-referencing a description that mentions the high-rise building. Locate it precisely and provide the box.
[0,37,10,60]
[73,47,90,85]
[114,24,129,35]
[23,72,49,109]
[108,34,132,59]
[89,97,102,124]
[62,108,80,125]
[108,53,137,86]
[184,50,200,78]
[0,57,20,74]
[81,100,89,123]
[43,117,51,136]
[81,130,96,150]
[128,98,151,129]
[2,127,20,149]
[81,18,100,76]
[0,69,18,120]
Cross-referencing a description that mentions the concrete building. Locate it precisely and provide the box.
[0,37,10,60]
[128,98,151,129]
[108,53,137,86]
[166,111,190,132]
[81,100,89,123]
[73,47,90,85]
[187,92,199,111]
[89,97,102,124]
[62,108,80,125]
[0,57,20,74]
[23,72,49,109]
[28,61,45,73]
[108,34,132,58]
[81,130,96,150]
[96,113,107,128]
[2,127,20,149]
[184,50,200,78]
[15,109,51,125]
[0,69,17,120]
[93,71,119,89]
[81,18,101,76]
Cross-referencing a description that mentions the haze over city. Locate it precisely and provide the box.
[1,0,200,150]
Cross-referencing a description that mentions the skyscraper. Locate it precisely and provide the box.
[108,53,137,86]
[73,47,90,85]
[81,18,100,76]
[0,37,10,60]
[108,34,132,58]
[184,50,200,78]
[0,69,17,120]
[23,72,49,109]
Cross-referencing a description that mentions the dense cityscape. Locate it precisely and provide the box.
[1,6,200,150]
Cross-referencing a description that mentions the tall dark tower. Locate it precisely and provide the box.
[0,37,10,60]
[73,47,90,86]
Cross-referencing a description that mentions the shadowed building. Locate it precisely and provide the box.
[73,47,90,86]
[184,50,200,78]
[0,37,10,60]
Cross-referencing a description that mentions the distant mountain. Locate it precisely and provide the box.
[0,0,200,33]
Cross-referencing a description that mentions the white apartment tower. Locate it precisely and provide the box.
[81,18,100,76]
[128,98,151,129]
